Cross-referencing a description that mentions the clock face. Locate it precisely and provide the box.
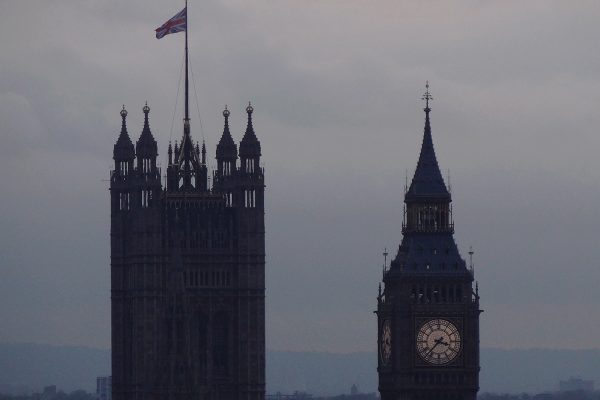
[416,319,461,365]
[380,319,392,365]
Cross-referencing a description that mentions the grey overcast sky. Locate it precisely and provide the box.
[1,0,600,352]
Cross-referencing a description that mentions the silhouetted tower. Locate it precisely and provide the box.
[110,102,265,400]
[376,84,481,400]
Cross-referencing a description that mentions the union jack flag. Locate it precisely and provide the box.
[155,7,187,39]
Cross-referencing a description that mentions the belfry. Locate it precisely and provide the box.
[376,84,481,400]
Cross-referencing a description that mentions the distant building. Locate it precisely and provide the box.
[559,377,594,392]
[266,392,312,400]
[350,385,359,396]
[97,376,111,400]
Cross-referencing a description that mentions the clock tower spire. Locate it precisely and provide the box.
[376,84,481,400]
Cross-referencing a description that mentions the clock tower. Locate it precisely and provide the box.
[376,84,481,400]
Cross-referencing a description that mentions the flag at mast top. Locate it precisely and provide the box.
[155,1,191,129]
[155,6,187,39]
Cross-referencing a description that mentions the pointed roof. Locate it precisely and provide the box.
[114,105,135,161]
[216,106,237,159]
[405,85,450,201]
[239,102,261,157]
[175,117,203,191]
[177,124,200,166]
[136,102,158,156]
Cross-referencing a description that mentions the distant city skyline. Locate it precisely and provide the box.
[0,1,600,352]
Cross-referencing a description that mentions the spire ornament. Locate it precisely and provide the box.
[120,105,128,132]
[422,81,433,112]
[223,105,230,132]
[246,102,254,131]
[245,101,255,135]
[142,101,150,129]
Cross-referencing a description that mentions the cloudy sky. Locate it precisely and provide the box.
[1,0,600,353]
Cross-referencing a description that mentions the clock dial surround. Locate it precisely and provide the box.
[380,319,392,365]
[416,318,461,365]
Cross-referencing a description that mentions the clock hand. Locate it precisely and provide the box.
[434,337,446,346]
[426,338,444,355]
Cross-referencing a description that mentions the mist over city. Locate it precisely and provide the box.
[1,1,600,399]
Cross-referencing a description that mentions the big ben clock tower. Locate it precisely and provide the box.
[377,83,481,400]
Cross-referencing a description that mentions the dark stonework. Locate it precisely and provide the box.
[110,104,265,400]
[376,91,481,400]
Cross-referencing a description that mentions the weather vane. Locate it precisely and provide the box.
[422,80,433,110]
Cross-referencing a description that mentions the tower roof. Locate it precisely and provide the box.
[405,84,450,201]
[239,102,261,157]
[389,233,468,275]
[216,106,237,159]
[114,105,135,161]
[136,102,158,156]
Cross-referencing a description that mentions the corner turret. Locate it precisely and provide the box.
[216,106,238,176]
[239,102,261,175]
[111,105,134,213]
[136,102,158,174]
[113,106,135,175]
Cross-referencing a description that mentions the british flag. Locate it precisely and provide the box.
[155,7,187,39]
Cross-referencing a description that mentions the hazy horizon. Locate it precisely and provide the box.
[1,343,598,395]
[1,1,600,353]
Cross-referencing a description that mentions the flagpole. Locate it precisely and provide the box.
[184,0,189,128]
